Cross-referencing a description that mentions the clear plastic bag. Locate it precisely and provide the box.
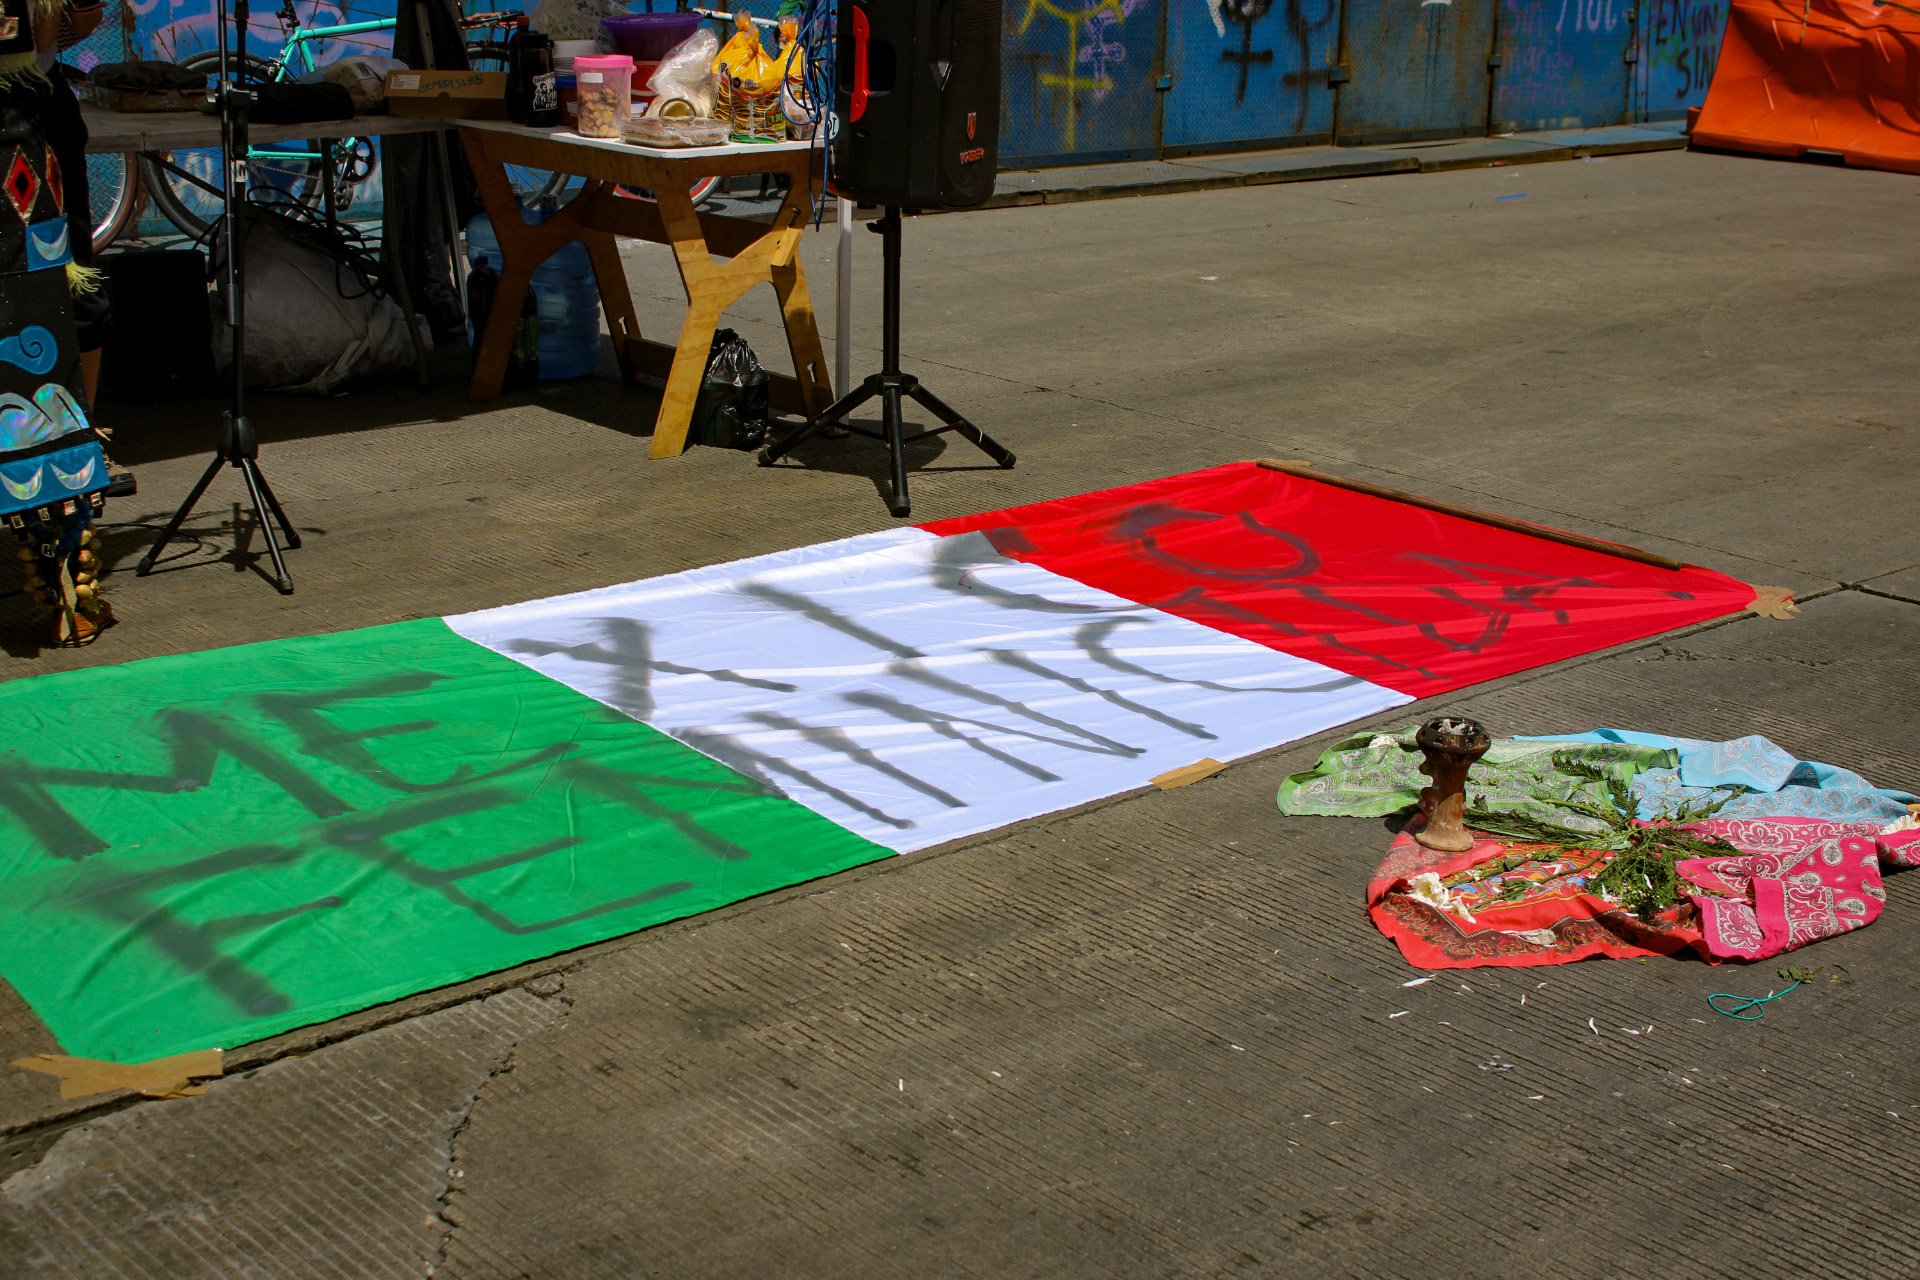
[647,27,719,118]
[320,55,407,111]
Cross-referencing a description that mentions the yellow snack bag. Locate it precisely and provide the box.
[712,11,775,95]
[775,19,806,86]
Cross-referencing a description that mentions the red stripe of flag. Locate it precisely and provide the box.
[923,462,1754,698]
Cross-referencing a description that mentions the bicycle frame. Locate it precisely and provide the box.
[245,6,526,179]
[282,14,398,74]
[244,13,401,172]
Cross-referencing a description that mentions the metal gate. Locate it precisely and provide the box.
[1492,0,1632,131]
[999,0,1167,166]
[1333,0,1498,144]
[1161,0,1341,154]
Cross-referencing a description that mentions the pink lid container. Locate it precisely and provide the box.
[573,53,636,72]
[572,54,635,137]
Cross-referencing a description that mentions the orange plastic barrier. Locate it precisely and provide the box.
[1693,0,1920,174]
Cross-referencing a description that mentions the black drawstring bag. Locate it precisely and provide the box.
[691,328,770,450]
[249,82,356,125]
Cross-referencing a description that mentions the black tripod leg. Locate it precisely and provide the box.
[248,466,302,549]
[135,454,226,576]
[759,380,878,466]
[905,383,1017,469]
[882,381,910,518]
[238,458,294,595]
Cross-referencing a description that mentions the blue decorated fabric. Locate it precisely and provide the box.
[24,217,70,273]
[1518,729,1917,824]
[0,382,88,452]
[0,438,107,515]
[0,325,56,376]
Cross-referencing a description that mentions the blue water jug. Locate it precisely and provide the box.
[465,207,603,380]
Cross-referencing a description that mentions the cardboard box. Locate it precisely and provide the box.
[383,70,510,119]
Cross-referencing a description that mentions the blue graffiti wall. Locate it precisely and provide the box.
[1336,0,1497,143]
[1000,0,1726,165]
[1639,0,1726,117]
[1161,0,1338,153]
[1493,0,1632,132]
[1000,0,1165,165]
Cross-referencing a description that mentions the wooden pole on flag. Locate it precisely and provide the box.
[1252,459,1688,572]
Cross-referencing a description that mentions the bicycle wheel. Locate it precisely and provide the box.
[465,38,510,70]
[467,40,584,203]
[143,51,331,240]
[88,152,142,253]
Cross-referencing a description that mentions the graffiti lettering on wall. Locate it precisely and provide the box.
[1556,0,1626,32]
[1011,0,1146,151]
[1213,0,1273,103]
[1204,0,1335,125]
[1020,0,1143,101]
[1274,0,1337,133]
[1503,0,1578,117]
[1643,0,1726,102]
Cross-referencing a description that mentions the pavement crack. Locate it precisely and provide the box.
[1637,645,1841,668]
[1843,582,1920,607]
[428,979,572,1278]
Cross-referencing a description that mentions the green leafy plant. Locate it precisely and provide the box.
[1463,752,1739,920]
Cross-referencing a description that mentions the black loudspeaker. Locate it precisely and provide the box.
[102,249,217,403]
[832,0,1001,210]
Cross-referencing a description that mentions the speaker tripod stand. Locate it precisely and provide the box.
[135,0,300,594]
[758,207,1013,518]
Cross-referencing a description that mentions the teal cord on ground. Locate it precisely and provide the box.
[1708,979,1803,1020]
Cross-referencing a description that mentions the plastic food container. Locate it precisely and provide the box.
[620,115,730,147]
[630,59,660,107]
[600,12,704,60]
[672,118,730,146]
[572,53,633,137]
[552,38,597,70]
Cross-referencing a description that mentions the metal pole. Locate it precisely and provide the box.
[880,206,900,377]
[835,195,852,396]
[418,1,468,314]
[221,0,243,428]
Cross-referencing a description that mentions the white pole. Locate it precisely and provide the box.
[836,195,853,396]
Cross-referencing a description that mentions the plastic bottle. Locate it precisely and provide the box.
[509,287,540,389]
[465,207,603,380]
[466,252,537,387]
[465,255,499,365]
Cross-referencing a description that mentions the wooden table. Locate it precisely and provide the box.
[458,121,833,458]
[79,103,456,153]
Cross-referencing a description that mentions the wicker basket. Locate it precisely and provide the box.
[717,76,787,142]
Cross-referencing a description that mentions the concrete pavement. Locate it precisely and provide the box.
[1,147,1917,1278]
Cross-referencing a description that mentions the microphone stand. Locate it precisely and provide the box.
[757,207,1014,519]
[137,0,300,593]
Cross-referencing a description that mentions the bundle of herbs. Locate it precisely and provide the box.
[1463,753,1738,920]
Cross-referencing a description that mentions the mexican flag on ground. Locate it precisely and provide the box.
[0,464,1758,1061]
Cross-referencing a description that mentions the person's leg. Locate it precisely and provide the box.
[44,74,127,493]
[44,74,107,405]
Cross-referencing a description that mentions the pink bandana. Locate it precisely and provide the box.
[1679,818,1920,961]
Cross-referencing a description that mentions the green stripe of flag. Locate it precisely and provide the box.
[0,617,889,1061]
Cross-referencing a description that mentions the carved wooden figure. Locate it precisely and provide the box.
[1414,716,1491,852]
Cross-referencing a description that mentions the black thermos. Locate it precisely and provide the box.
[507,28,561,127]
